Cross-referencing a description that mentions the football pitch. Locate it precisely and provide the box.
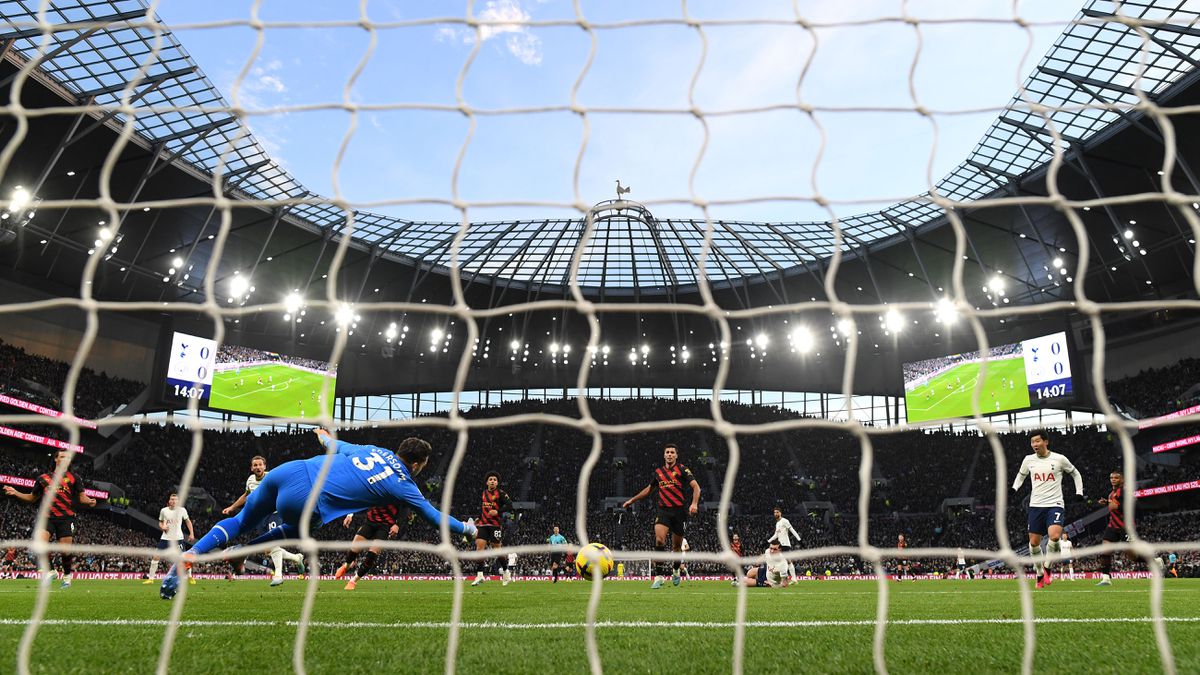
[208,364,335,419]
[905,358,1030,423]
[2,579,1198,673]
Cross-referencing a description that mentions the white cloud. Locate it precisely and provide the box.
[435,0,543,65]
[505,32,543,66]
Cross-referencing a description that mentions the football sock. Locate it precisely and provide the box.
[1100,554,1113,576]
[282,550,304,564]
[344,550,359,565]
[148,560,160,578]
[357,551,379,578]
[61,554,73,576]
[269,548,285,576]
[654,544,669,577]
[552,566,559,582]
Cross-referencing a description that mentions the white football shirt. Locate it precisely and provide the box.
[769,517,800,547]
[158,506,189,541]
[957,549,966,565]
[507,552,518,567]
[764,549,789,583]
[1012,451,1083,508]
[246,471,268,494]
[1060,539,1074,557]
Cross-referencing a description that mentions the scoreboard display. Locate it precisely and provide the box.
[1021,331,1073,403]
[165,331,216,401]
[903,329,1077,423]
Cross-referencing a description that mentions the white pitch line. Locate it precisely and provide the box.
[1,617,1198,630]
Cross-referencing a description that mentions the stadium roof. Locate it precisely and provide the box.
[2,0,1198,294]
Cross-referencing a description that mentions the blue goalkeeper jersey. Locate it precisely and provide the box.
[548,533,567,547]
[309,437,470,535]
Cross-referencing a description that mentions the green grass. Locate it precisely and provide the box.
[208,364,335,419]
[905,357,1030,423]
[1,578,1198,673]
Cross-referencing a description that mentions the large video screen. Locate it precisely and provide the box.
[164,332,337,419]
[903,331,1073,423]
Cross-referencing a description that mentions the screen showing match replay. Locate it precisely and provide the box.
[164,331,337,419]
[902,331,1073,424]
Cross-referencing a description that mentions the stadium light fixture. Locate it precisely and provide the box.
[601,344,610,355]
[1124,229,1134,239]
[562,344,571,354]
[550,343,559,354]
[284,292,303,315]
[431,328,444,344]
[987,276,1004,293]
[934,298,958,325]
[883,309,904,333]
[755,333,768,348]
[836,318,853,337]
[172,256,183,268]
[7,187,31,213]
[641,344,650,355]
[334,304,354,326]
[228,275,250,299]
[628,351,638,363]
[98,227,112,241]
[1052,257,1062,268]
[790,328,814,353]
[510,339,520,352]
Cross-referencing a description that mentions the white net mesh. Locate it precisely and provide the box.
[0,0,1198,673]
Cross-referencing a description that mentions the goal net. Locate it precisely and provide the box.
[0,0,1198,673]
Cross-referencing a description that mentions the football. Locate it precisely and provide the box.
[575,543,615,580]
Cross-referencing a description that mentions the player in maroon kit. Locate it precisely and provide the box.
[1096,470,1131,587]
[335,504,403,590]
[622,443,701,589]
[3,449,97,588]
[471,471,513,586]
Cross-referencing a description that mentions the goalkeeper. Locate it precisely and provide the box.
[162,429,476,598]
[734,541,791,588]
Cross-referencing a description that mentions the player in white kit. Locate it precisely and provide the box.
[734,541,791,588]
[145,493,195,584]
[504,551,518,586]
[1011,429,1084,589]
[956,548,966,579]
[222,455,307,585]
[1060,533,1075,580]
[768,507,801,582]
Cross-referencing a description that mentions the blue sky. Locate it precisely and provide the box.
[154,0,1084,225]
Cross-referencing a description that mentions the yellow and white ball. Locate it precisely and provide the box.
[575,542,614,579]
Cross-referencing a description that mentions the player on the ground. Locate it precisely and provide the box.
[768,506,801,582]
[161,429,477,599]
[471,471,514,587]
[222,455,306,584]
[621,443,701,589]
[1095,470,1129,587]
[896,534,910,580]
[733,541,790,588]
[1060,532,1075,580]
[1011,429,1084,589]
[547,525,568,583]
[3,449,97,589]
[334,505,401,590]
[145,493,195,584]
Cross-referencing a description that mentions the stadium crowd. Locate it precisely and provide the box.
[216,344,332,373]
[1,344,1197,579]
[0,339,142,419]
